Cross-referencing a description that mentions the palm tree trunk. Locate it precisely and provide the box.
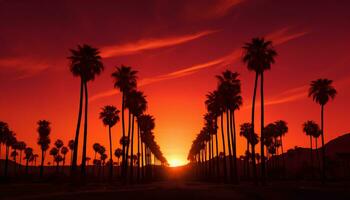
[315,137,320,171]
[125,112,132,181]
[230,110,238,183]
[72,78,84,173]
[321,105,326,182]
[4,146,9,177]
[137,123,140,182]
[208,135,212,179]
[226,109,233,182]
[260,72,266,184]
[220,113,227,182]
[310,135,313,169]
[81,81,88,177]
[40,150,44,177]
[130,115,135,183]
[214,118,220,180]
[141,139,145,180]
[108,126,113,179]
[25,159,29,175]
[210,135,214,178]
[246,140,250,178]
[280,136,285,173]
[251,72,259,184]
[121,92,126,180]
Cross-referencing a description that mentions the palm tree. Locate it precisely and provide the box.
[68,44,104,176]
[16,141,26,171]
[67,140,74,165]
[274,120,288,169]
[308,78,337,181]
[243,37,277,184]
[61,146,68,167]
[216,70,242,183]
[54,139,63,150]
[37,120,51,177]
[50,147,59,164]
[0,121,9,161]
[3,130,16,177]
[240,123,252,178]
[24,147,33,175]
[126,90,147,182]
[114,148,122,164]
[205,91,221,180]
[111,65,138,180]
[302,120,320,171]
[99,105,120,179]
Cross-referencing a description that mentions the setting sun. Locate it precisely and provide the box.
[168,158,187,167]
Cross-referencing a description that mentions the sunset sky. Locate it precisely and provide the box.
[1,0,350,166]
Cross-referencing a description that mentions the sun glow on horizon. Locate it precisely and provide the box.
[168,157,187,167]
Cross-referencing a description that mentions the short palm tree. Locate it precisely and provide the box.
[37,120,51,177]
[68,139,74,165]
[99,105,120,179]
[61,146,68,166]
[68,44,104,176]
[274,120,288,168]
[308,78,337,181]
[24,147,33,174]
[302,120,320,168]
[111,65,138,180]
[243,37,277,184]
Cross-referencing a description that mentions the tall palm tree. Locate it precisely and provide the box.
[68,44,104,176]
[242,37,277,184]
[126,90,147,182]
[111,65,138,180]
[99,105,120,179]
[0,121,9,161]
[308,78,337,181]
[274,120,288,169]
[37,120,51,177]
[205,92,221,180]
[216,70,242,183]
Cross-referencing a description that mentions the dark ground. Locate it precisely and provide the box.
[1,180,350,200]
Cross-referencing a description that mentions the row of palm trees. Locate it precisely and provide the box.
[1,44,167,183]
[187,37,337,184]
[69,45,167,182]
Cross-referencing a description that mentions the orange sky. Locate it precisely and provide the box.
[1,0,350,166]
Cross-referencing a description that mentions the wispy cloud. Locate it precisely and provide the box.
[91,27,309,102]
[100,30,218,58]
[0,57,49,80]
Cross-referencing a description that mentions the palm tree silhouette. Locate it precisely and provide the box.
[3,129,16,177]
[16,141,26,172]
[37,120,51,177]
[61,146,68,167]
[49,147,59,165]
[243,37,277,184]
[111,65,138,180]
[99,105,120,179]
[308,78,337,182]
[240,123,252,178]
[114,148,122,165]
[24,147,33,175]
[302,120,320,171]
[68,139,74,165]
[216,70,242,183]
[205,91,221,180]
[274,120,288,170]
[126,90,147,182]
[68,44,104,177]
